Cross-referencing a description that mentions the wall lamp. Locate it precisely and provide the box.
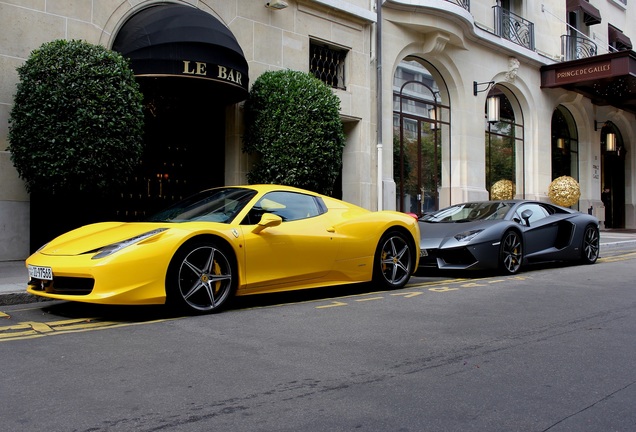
[265,0,288,9]
[487,95,500,123]
[473,80,495,96]
[595,120,617,152]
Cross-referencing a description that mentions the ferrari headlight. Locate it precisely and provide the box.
[454,229,483,242]
[91,228,168,260]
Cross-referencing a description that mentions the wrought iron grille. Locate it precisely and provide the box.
[561,35,597,61]
[494,6,535,51]
[310,43,347,90]
[445,0,470,11]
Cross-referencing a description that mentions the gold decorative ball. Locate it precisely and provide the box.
[548,176,580,207]
[491,179,515,200]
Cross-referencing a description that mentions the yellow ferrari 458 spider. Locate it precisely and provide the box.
[26,184,420,313]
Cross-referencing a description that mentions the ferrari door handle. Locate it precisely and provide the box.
[327,227,336,233]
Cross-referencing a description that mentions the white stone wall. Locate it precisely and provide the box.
[0,0,375,259]
[1,0,636,260]
[381,0,636,223]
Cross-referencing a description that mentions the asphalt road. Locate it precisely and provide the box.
[1,248,636,432]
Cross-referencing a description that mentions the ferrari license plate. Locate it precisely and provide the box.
[28,265,53,280]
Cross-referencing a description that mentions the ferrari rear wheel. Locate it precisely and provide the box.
[166,239,236,314]
[499,230,523,275]
[373,230,414,289]
[581,224,599,264]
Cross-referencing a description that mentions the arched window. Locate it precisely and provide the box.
[551,106,579,180]
[485,87,524,199]
[393,58,450,215]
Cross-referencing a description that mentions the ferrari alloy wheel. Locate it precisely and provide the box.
[167,240,236,313]
[373,230,413,289]
[581,224,600,264]
[499,230,523,275]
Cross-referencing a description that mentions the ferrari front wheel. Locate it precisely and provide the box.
[373,230,414,289]
[499,230,523,275]
[166,239,236,314]
[581,224,599,264]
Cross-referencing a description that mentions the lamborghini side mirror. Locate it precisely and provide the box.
[521,209,533,226]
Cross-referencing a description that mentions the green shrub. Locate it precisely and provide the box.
[243,70,345,195]
[8,39,144,195]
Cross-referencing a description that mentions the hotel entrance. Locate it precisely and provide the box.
[599,122,626,228]
[111,4,249,220]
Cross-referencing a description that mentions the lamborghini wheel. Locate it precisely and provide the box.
[581,224,599,264]
[166,239,236,314]
[499,230,523,275]
[373,230,414,289]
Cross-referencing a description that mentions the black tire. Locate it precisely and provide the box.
[372,230,414,289]
[166,239,236,314]
[499,230,523,275]
[581,224,599,264]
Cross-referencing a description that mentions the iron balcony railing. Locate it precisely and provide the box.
[493,5,535,51]
[446,0,470,11]
[561,34,597,61]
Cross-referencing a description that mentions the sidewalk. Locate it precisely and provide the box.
[2,229,636,304]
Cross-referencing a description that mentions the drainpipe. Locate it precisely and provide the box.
[376,0,383,210]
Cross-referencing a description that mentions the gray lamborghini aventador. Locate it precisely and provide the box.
[418,200,600,274]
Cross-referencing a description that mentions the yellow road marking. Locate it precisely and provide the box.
[391,292,423,298]
[460,282,486,288]
[599,252,636,263]
[407,278,467,287]
[0,311,9,318]
[355,297,384,302]
[0,317,177,342]
[316,301,348,309]
[428,287,459,292]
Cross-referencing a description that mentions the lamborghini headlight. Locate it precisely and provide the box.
[454,229,483,242]
[91,228,168,259]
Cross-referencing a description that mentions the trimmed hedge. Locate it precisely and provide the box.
[8,39,144,195]
[243,70,345,196]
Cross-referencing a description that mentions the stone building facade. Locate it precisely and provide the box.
[0,0,634,261]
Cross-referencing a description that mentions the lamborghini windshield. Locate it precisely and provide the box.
[148,188,257,223]
[421,202,513,223]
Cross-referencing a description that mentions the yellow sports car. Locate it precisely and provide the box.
[26,184,420,313]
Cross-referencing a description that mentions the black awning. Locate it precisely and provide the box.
[566,0,602,26]
[541,51,636,115]
[112,4,249,104]
[609,26,633,51]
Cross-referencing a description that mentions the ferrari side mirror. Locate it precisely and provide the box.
[252,213,283,233]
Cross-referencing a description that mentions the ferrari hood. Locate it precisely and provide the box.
[39,222,172,256]
[419,220,496,248]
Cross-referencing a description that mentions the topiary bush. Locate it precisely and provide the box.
[8,39,144,195]
[243,69,345,196]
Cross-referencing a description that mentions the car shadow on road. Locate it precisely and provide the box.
[36,282,385,321]
[31,259,590,322]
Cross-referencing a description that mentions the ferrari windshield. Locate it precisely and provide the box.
[421,202,513,223]
[148,188,257,223]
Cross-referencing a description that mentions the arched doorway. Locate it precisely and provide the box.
[599,121,626,228]
[551,106,579,182]
[485,87,524,199]
[111,4,249,219]
[393,59,450,216]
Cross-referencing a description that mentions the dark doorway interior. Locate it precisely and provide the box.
[112,77,226,221]
[602,151,626,229]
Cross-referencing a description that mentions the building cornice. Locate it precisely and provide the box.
[385,0,556,68]
[306,0,377,22]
